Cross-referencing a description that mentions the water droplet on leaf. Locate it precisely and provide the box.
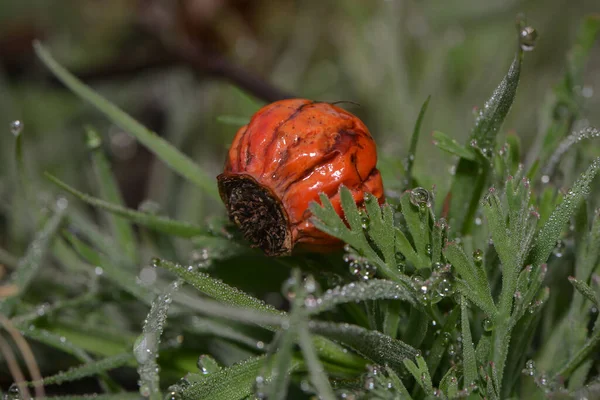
[10,120,23,136]
[409,187,431,208]
[519,26,538,51]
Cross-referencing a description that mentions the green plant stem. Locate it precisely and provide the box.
[555,328,600,379]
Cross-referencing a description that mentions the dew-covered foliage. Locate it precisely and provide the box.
[1,13,600,400]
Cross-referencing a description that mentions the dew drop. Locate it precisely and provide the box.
[164,391,181,400]
[519,26,538,51]
[552,240,565,258]
[303,274,318,294]
[5,384,22,400]
[522,359,536,376]
[254,375,267,398]
[409,187,431,208]
[304,294,318,308]
[473,249,484,265]
[139,384,151,397]
[281,276,297,300]
[10,120,23,136]
[482,318,494,332]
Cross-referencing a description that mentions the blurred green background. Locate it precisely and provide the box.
[0,0,599,393]
[1,0,599,249]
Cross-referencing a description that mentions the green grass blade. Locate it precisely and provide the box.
[266,329,296,400]
[186,317,264,349]
[308,279,416,314]
[529,158,600,267]
[135,280,181,400]
[0,205,66,315]
[63,231,154,304]
[155,258,283,318]
[432,130,476,161]
[308,320,417,371]
[22,326,92,362]
[449,43,523,233]
[34,42,219,200]
[298,323,336,400]
[461,297,478,388]
[44,395,141,400]
[28,353,133,386]
[86,126,137,264]
[46,173,208,238]
[405,95,431,188]
[403,356,434,395]
[555,327,600,379]
[181,356,299,400]
[568,276,599,307]
[443,243,496,317]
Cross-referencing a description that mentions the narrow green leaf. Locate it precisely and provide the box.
[22,326,92,362]
[461,297,478,387]
[308,279,416,315]
[340,185,363,232]
[266,329,296,400]
[46,173,208,238]
[186,317,262,349]
[197,355,222,374]
[394,228,428,270]
[450,44,523,233]
[472,50,523,153]
[406,95,431,187]
[426,307,459,376]
[181,356,299,400]
[308,321,417,371]
[0,206,66,315]
[529,158,600,267]
[431,218,448,264]
[135,279,181,400]
[432,130,476,161]
[403,356,433,395]
[62,232,154,304]
[555,328,600,379]
[439,366,459,398]
[155,259,282,318]
[159,259,365,369]
[311,190,404,281]
[176,291,288,329]
[385,365,412,398]
[365,195,396,265]
[44,394,140,400]
[399,192,430,257]
[542,127,600,179]
[34,42,219,200]
[576,210,600,281]
[298,323,336,400]
[267,270,304,400]
[28,353,133,386]
[86,126,137,264]
[443,243,496,317]
[12,293,97,327]
[568,277,599,307]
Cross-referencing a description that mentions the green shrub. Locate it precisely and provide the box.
[1,16,600,400]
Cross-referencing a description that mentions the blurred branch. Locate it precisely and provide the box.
[0,3,294,104]
[135,0,294,103]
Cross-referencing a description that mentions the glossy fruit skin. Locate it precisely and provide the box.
[218,98,384,256]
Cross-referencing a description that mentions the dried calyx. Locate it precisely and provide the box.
[217,174,292,256]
